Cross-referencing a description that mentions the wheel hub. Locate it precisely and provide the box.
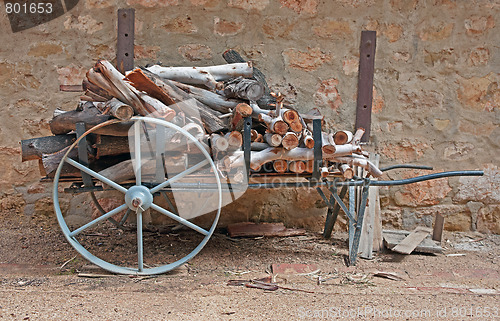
[125,186,153,211]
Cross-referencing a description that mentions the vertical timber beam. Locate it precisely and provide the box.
[354,31,376,142]
[117,8,135,74]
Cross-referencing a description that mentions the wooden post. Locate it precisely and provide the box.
[359,153,380,259]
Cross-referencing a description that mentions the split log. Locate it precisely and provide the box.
[211,134,229,152]
[94,60,149,116]
[222,49,274,109]
[231,103,253,131]
[105,98,134,120]
[339,163,354,179]
[279,108,303,133]
[254,133,264,143]
[124,68,176,107]
[42,146,81,176]
[273,160,288,173]
[222,76,265,101]
[333,130,353,145]
[305,160,314,173]
[171,79,240,113]
[335,156,383,178]
[321,133,335,154]
[146,62,253,90]
[289,160,305,174]
[258,113,288,135]
[264,133,282,147]
[94,135,129,158]
[320,167,329,178]
[138,69,226,133]
[21,134,76,162]
[302,130,314,149]
[224,147,315,171]
[225,131,243,148]
[83,90,108,102]
[249,101,270,119]
[225,148,383,177]
[353,128,365,145]
[49,102,133,136]
[281,132,299,150]
[250,129,259,142]
[82,78,113,100]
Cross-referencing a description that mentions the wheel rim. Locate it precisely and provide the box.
[53,116,222,275]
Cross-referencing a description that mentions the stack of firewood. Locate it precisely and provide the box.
[21,50,382,181]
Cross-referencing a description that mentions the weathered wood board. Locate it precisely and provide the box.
[383,229,443,254]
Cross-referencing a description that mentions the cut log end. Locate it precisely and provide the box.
[272,120,289,136]
[282,132,299,150]
[289,161,306,174]
[273,159,288,173]
[333,130,353,145]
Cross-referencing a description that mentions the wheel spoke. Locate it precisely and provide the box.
[69,204,128,237]
[137,209,144,272]
[65,158,127,193]
[150,203,209,236]
[150,159,209,194]
[134,121,142,186]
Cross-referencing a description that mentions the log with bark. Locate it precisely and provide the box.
[146,62,253,90]
[222,49,275,109]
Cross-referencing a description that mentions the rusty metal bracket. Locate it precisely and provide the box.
[354,30,377,142]
[117,8,135,73]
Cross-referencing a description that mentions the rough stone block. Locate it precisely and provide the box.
[443,142,475,161]
[468,47,490,66]
[134,45,161,60]
[418,22,453,41]
[458,120,496,136]
[162,16,198,33]
[477,205,500,234]
[178,44,212,61]
[454,165,500,204]
[214,17,244,36]
[57,65,86,86]
[456,73,500,111]
[283,47,331,71]
[64,15,103,34]
[312,19,352,38]
[342,59,358,76]
[228,0,269,11]
[380,140,429,163]
[27,42,63,57]
[465,15,495,35]
[262,17,295,39]
[279,0,318,14]
[313,78,342,110]
[394,170,452,207]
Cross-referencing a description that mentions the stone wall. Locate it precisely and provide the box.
[1,0,498,233]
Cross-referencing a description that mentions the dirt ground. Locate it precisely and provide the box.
[0,208,499,321]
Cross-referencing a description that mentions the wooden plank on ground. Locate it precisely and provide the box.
[390,227,432,254]
[384,229,442,254]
